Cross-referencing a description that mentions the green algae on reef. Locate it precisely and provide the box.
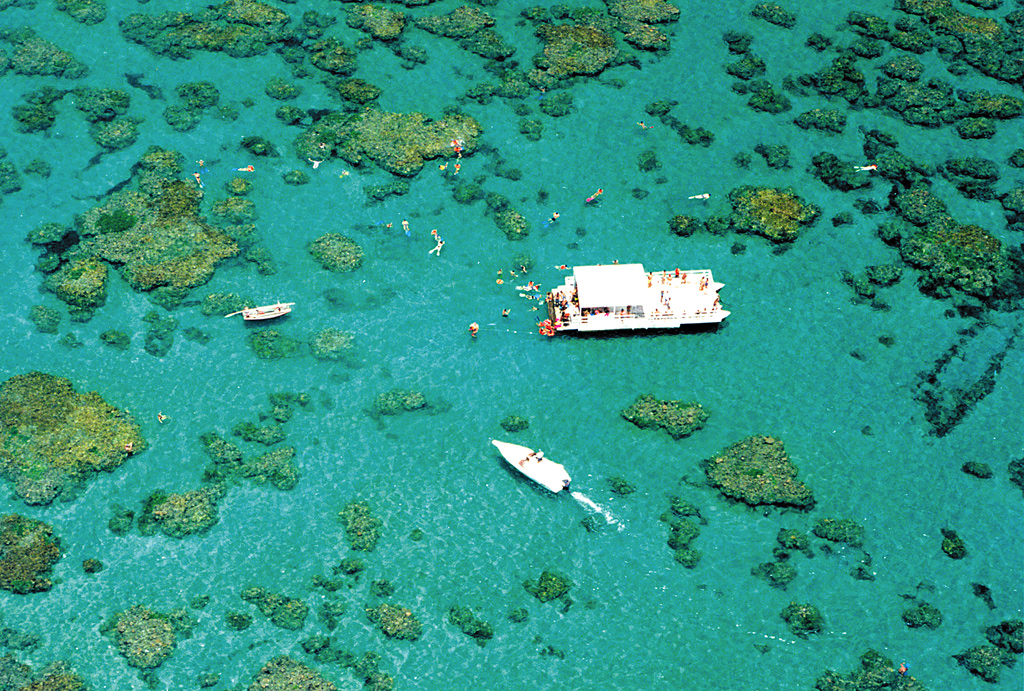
[0,372,143,506]
[702,436,815,510]
[0,514,61,594]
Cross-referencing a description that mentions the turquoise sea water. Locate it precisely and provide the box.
[1,0,1022,689]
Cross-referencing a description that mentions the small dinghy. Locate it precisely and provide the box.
[491,440,571,493]
[224,302,295,321]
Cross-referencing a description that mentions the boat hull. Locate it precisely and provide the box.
[225,302,295,320]
[491,440,570,493]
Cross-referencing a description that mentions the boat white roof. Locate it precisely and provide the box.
[573,264,648,308]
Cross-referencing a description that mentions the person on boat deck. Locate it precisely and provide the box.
[520,450,544,466]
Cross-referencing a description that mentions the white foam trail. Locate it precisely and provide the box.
[570,491,624,531]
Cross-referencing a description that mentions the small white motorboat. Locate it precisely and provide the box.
[223,302,295,320]
[491,440,571,493]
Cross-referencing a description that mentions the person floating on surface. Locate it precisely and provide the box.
[468,322,479,337]
[585,189,604,203]
[688,193,710,200]
[855,164,878,171]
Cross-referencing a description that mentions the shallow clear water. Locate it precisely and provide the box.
[0,0,1021,689]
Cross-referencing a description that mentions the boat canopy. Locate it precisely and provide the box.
[573,264,648,308]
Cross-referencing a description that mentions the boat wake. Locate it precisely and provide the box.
[570,491,624,531]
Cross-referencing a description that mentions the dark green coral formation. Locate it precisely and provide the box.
[661,499,702,568]
[815,649,926,691]
[309,328,357,363]
[247,329,302,359]
[371,389,427,416]
[812,518,865,548]
[296,108,481,177]
[620,394,708,440]
[308,233,364,273]
[33,147,240,318]
[365,603,422,641]
[535,21,620,79]
[523,569,573,603]
[900,219,1021,302]
[702,436,815,510]
[2,28,89,78]
[902,602,942,629]
[241,586,309,630]
[341,500,382,552]
[727,186,820,243]
[0,656,88,690]
[101,604,193,669]
[0,372,144,505]
[448,606,494,646]
[0,514,61,594]
[780,602,825,638]
[246,656,336,691]
[120,0,293,59]
[138,485,226,538]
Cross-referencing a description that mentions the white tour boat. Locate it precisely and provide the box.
[224,302,295,321]
[544,264,729,332]
[491,440,571,493]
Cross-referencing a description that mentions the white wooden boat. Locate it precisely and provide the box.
[223,302,295,320]
[545,264,729,332]
[491,440,571,493]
